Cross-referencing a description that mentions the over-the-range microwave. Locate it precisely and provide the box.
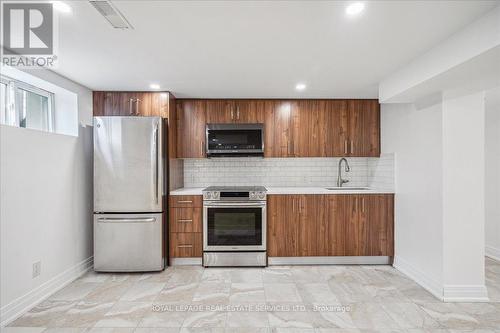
[206,123,264,157]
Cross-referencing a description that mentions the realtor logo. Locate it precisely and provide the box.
[1,2,58,68]
[2,3,53,55]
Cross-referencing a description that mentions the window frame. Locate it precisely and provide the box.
[0,75,55,132]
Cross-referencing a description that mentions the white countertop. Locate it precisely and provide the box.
[170,187,394,195]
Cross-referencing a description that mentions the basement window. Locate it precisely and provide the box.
[0,75,55,132]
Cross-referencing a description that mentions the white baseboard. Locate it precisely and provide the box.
[443,285,489,302]
[393,255,443,301]
[486,245,500,262]
[0,256,93,327]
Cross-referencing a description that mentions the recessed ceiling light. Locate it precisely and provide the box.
[346,2,365,16]
[295,83,306,91]
[149,83,160,90]
[52,1,72,13]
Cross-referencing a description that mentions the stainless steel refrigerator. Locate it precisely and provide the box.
[93,116,165,272]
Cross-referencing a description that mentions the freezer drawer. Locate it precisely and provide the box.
[94,117,164,213]
[94,213,164,272]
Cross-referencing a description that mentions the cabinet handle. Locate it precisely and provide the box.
[177,244,193,248]
[344,140,348,154]
[177,219,192,223]
[136,98,140,115]
[361,197,365,213]
[177,200,193,204]
[231,110,234,120]
[350,140,354,154]
[237,106,240,120]
[201,141,204,156]
[129,98,134,115]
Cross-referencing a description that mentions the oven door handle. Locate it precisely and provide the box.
[203,202,266,208]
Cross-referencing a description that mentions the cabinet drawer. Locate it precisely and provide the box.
[170,233,202,258]
[170,208,202,232]
[169,195,202,208]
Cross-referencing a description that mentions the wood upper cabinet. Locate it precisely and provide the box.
[234,100,265,123]
[173,98,380,158]
[267,195,300,257]
[268,194,394,257]
[176,100,207,158]
[346,100,380,157]
[291,100,348,157]
[264,100,294,157]
[93,91,171,117]
[326,100,349,156]
[205,99,266,123]
[206,99,234,123]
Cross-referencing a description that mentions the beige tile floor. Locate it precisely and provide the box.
[4,258,500,333]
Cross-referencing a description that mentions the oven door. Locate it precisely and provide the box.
[203,201,266,251]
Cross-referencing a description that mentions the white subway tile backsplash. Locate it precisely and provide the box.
[183,155,394,189]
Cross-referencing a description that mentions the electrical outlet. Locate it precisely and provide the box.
[32,261,41,278]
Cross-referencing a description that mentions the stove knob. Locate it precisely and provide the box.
[214,192,219,199]
[258,192,266,199]
[204,192,211,199]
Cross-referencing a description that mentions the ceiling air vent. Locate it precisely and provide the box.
[89,0,133,29]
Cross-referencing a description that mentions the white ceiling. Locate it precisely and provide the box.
[53,0,499,98]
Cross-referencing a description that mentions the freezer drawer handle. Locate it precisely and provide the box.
[97,217,156,223]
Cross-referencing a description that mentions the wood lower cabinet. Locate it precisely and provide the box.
[170,233,202,258]
[323,195,350,256]
[169,208,202,233]
[169,195,203,208]
[298,195,325,256]
[267,195,300,256]
[365,194,394,256]
[169,195,203,259]
[267,194,394,257]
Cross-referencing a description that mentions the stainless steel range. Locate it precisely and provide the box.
[202,186,267,267]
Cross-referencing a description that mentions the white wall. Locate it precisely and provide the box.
[382,92,489,301]
[381,102,444,296]
[0,69,93,325]
[485,87,500,260]
[442,92,486,300]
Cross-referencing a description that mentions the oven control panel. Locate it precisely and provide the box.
[203,191,220,200]
[249,191,267,200]
[202,186,267,201]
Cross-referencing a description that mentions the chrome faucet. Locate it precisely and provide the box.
[337,158,351,187]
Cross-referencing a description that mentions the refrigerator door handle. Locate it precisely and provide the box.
[97,217,156,223]
[154,125,159,204]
